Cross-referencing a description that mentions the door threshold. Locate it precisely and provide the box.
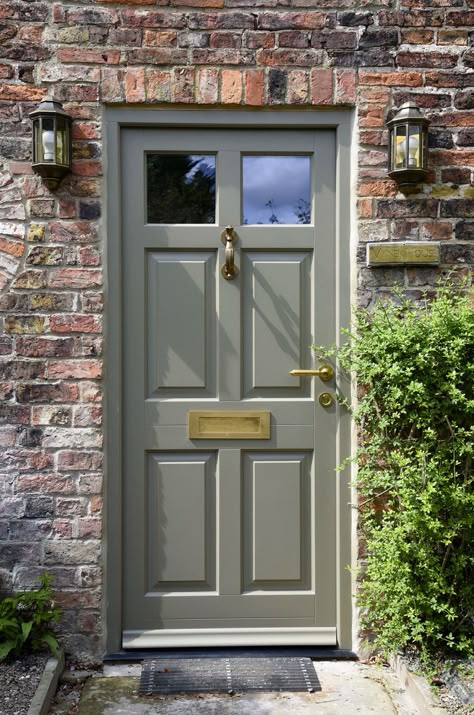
[104,646,358,662]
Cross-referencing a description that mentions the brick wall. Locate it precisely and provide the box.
[0,0,472,658]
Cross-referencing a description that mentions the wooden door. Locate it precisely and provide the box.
[121,128,338,648]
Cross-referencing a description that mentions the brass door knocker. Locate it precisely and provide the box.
[220,225,238,280]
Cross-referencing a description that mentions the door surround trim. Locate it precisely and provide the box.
[104,108,354,655]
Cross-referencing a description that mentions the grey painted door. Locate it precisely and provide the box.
[121,128,338,648]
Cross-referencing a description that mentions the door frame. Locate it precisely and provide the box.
[104,108,354,655]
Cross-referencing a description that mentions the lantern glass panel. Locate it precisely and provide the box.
[56,116,67,165]
[33,119,40,163]
[41,116,55,163]
[395,125,407,169]
[408,125,421,168]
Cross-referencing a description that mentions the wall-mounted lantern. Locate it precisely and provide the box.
[29,97,72,190]
[387,102,430,190]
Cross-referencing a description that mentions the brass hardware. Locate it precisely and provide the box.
[220,225,238,280]
[289,365,334,382]
[188,410,270,439]
[319,392,334,408]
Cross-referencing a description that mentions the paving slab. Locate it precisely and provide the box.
[76,661,418,714]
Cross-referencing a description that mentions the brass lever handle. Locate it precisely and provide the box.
[290,365,334,382]
[221,225,238,280]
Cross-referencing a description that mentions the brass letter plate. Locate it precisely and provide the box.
[367,242,440,267]
[188,411,271,439]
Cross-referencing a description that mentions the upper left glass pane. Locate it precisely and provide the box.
[147,154,216,224]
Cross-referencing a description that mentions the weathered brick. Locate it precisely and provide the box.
[258,12,325,30]
[455,221,474,240]
[47,359,102,380]
[197,68,218,103]
[16,383,79,403]
[258,48,323,67]
[311,68,333,105]
[244,69,264,105]
[50,314,101,334]
[221,69,243,103]
[173,67,195,103]
[48,269,102,290]
[440,199,474,217]
[16,337,75,358]
[58,450,103,471]
[377,199,439,218]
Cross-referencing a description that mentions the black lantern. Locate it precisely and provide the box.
[29,97,72,190]
[387,102,430,189]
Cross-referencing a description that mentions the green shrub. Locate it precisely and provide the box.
[0,572,61,660]
[316,287,474,662]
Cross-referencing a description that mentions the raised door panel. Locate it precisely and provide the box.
[147,251,216,398]
[147,452,216,592]
[243,252,312,398]
[243,452,312,592]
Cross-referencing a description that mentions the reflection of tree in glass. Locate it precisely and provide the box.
[147,154,215,224]
[265,199,280,224]
[244,198,310,225]
[294,199,310,224]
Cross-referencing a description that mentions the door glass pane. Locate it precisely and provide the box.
[147,154,216,224]
[242,155,311,225]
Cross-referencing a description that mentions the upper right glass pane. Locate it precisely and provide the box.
[242,155,311,225]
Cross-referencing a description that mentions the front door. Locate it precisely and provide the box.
[121,127,339,648]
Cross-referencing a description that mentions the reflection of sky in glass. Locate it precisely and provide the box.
[242,156,311,225]
[186,155,216,181]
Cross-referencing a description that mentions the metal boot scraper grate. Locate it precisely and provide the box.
[139,657,321,694]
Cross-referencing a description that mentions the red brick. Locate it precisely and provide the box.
[441,168,471,184]
[401,30,434,43]
[335,69,356,104]
[50,314,102,334]
[16,474,74,494]
[173,67,195,103]
[244,69,264,105]
[121,10,187,28]
[173,0,224,5]
[311,68,333,105]
[257,48,323,66]
[359,105,385,128]
[438,29,467,45]
[288,70,309,104]
[221,69,243,104]
[420,222,454,240]
[210,32,242,49]
[197,68,219,103]
[57,48,121,65]
[16,337,75,358]
[245,31,274,49]
[16,383,79,404]
[0,85,44,102]
[125,68,146,103]
[359,71,423,87]
[47,360,102,380]
[47,269,102,290]
[397,52,458,68]
[358,181,397,198]
[430,149,474,166]
[257,12,326,30]
[359,87,390,103]
[144,30,177,46]
[146,70,172,102]
[49,222,98,244]
[76,518,102,538]
[58,451,103,471]
[101,68,124,102]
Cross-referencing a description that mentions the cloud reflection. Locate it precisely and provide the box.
[243,156,311,225]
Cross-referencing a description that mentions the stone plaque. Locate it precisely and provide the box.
[367,242,440,267]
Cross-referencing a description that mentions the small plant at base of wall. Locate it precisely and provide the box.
[0,572,61,660]
[315,283,474,667]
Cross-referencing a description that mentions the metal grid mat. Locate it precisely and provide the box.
[139,656,321,695]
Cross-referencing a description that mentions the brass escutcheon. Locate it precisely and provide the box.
[319,392,334,408]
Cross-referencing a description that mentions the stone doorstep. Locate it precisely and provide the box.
[390,655,447,715]
[27,650,65,715]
